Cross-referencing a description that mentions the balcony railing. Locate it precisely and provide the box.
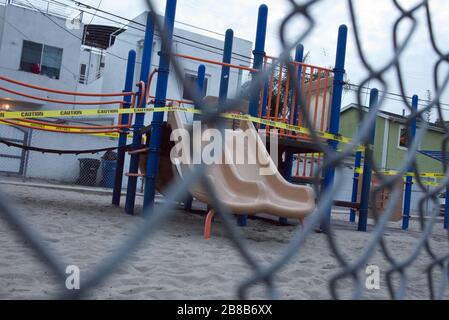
[2,0,83,21]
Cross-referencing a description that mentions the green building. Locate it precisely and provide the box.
[339,104,445,174]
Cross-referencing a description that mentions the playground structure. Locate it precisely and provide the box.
[0,0,447,233]
[113,0,378,232]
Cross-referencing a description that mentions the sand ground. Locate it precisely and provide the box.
[0,183,448,300]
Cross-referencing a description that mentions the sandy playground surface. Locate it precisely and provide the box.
[0,182,448,300]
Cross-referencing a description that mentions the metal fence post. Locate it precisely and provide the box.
[358,89,379,232]
[112,50,137,207]
[402,95,418,230]
[321,25,348,229]
[350,151,362,222]
[124,13,154,215]
[143,0,177,213]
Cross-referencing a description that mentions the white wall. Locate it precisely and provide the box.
[0,5,84,105]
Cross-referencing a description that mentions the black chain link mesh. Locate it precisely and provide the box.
[0,0,448,300]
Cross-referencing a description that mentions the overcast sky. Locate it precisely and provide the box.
[75,0,449,118]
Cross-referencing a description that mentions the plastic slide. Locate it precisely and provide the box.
[167,106,316,237]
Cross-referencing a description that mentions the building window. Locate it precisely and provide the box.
[20,41,63,79]
[398,125,408,150]
[182,73,208,101]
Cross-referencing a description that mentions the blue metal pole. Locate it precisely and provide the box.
[185,64,206,211]
[112,50,136,206]
[237,5,268,228]
[218,28,247,227]
[196,65,206,100]
[260,82,269,129]
[285,44,305,181]
[358,89,379,232]
[444,186,449,230]
[349,151,362,222]
[143,0,177,213]
[292,44,304,127]
[193,65,206,122]
[124,13,154,215]
[402,95,418,230]
[219,29,233,103]
[321,25,348,229]
[248,4,268,117]
[280,44,305,226]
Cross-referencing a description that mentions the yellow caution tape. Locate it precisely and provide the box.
[354,167,446,179]
[4,109,444,184]
[0,120,120,138]
[0,106,355,145]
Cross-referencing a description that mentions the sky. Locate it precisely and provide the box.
[71,0,449,119]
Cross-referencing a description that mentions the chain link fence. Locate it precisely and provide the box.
[1,0,449,300]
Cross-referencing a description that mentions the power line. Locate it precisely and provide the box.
[23,0,129,62]
[67,0,226,37]
[87,0,102,25]
[345,83,449,113]
[51,0,254,63]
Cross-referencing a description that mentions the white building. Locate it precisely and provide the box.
[0,1,253,186]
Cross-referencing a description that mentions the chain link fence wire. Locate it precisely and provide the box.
[0,0,449,300]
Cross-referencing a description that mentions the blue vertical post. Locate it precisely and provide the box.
[260,83,269,126]
[248,4,268,118]
[238,5,268,228]
[349,151,362,222]
[402,95,418,230]
[321,25,348,229]
[358,89,379,232]
[284,44,305,181]
[444,186,449,230]
[292,44,304,127]
[280,45,305,226]
[193,65,206,122]
[124,14,154,215]
[219,29,233,103]
[285,45,304,181]
[112,50,136,206]
[218,29,246,227]
[185,64,206,211]
[143,0,177,213]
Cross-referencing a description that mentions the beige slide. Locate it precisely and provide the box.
[167,106,316,238]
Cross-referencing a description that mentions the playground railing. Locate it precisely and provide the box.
[0,76,139,133]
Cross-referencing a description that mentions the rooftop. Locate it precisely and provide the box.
[341,103,446,133]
